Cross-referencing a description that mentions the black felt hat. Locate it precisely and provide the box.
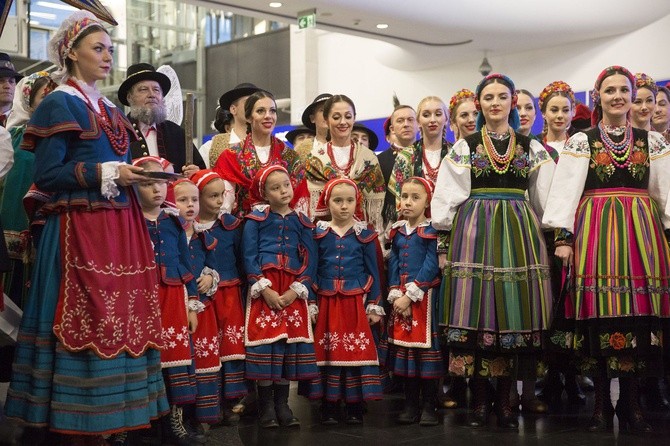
[285,126,315,146]
[301,93,333,130]
[218,83,261,111]
[352,123,379,151]
[118,63,171,106]
[0,53,22,81]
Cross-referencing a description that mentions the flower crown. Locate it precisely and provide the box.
[538,80,575,111]
[448,89,475,118]
[634,72,658,95]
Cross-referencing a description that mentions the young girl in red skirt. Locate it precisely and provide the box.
[173,179,222,434]
[386,177,442,426]
[134,157,202,445]
[242,165,319,428]
[191,169,247,424]
[309,178,384,425]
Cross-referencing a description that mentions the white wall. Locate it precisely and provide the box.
[291,14,670,122]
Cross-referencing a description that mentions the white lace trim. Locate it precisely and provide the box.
[101,161,121,199]
[250,277,272,298]
[387,288,403,303]
[198,220,216,230]
[289,281,309,300]
[308,303,319,317]
[316,219,368,235]
[188,299,205,313]
[252,204,270,212]
[366,303,386,316]
[163,206,180,217]
[405,282,425,302]
[200,266,220,296]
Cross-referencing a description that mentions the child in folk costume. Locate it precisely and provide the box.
[309,178,385,425]
[386,177,442,426]
[173,178,222,432]
[242,165,319,428]
[133,157,202,445]
[191,169,247,424]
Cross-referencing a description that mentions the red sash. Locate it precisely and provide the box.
[313,292,379,366]
[387,288,432,349]
[159,283,192,367]
[244,268,313,346]
[213,285,246,361]
[53,205,162,359]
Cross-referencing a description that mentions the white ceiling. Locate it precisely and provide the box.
[195,0,670,69]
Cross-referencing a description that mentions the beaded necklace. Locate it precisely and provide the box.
[420,141,440,183]
[597,121,632,168]
[243,133,275,169]
[67,79,129,156]
[481,125,516,174]
[327,141,356,177]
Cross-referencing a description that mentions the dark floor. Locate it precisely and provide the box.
[206,382,670,446]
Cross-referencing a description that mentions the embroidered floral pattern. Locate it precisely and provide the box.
[448,353,474,376]
[222,325,245,345]
[650,331,662,347]
[549,330,574,349]
[599,331,636,350]
[480,356,512,377]
[471,143,530,178]
[163,325,191,350]
[446,328,468,343]
[393,313,419,332]
[194,335,219,359]
[590,139,649,182]
[607,355,643,374]
[255,308,304,330]
[318,331,370,352]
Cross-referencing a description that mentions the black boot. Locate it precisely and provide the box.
[162,405,198,446]
[642,377,670,411]
[495,377,519,430]
[419,379,439,426]
[321,400,339,425]
[564,371,586,405]
[586,376,613,432]
[257,384,279,428]
[345,402,363,424]
[538,368,564,407]
[467,378,490,428]
[274,383,300,427]
[397,378,420,424]
[617,377,653,433]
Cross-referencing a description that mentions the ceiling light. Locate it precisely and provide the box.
[376,23,389,29]
[479,56,492,77]
[35,1,76,11]
[269,2,282,7]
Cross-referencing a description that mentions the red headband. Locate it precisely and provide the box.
[249,165,291,205]
[190,169,222,191]
[132,155,165,168]
[315,177,362,218]
[405,176,433,218]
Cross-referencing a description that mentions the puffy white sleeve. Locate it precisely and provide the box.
[527,138,555,225]
[542,132,590,233]
[648,131,670,229]
[0,126,13,179]
[431,139,471,231]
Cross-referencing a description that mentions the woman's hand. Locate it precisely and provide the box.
[187,310,198,334]
[367,313,382,325]
[555,245,574,267]
[197,274,214,293]
[393,295,412,315]
[183,164,200,178]
[116,164,147,186]
[438,253,447,270]
[261,288,283,311]
[279,289,298,308]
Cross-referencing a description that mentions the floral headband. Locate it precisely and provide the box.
[448,89,475,118]
[19,71,52,110]
[634,72,658,95]
[538,81,575,112]
[474,73,520,131]
[590,66,636,125]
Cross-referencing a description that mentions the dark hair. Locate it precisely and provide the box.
[244,90,275,134]
[656,86,670,103]
[540,91,574,113]
[64,24,108,74]
[212,107,232,133]
[323,94,356,119]
[516,89,536,103]
[29,76,55,108]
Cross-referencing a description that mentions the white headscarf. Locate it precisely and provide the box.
[5,71,53,130]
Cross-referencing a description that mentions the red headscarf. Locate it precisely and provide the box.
[403,176,433,218]
[190,169,222,191]
[315,177,363,219]
[248,165,291,206]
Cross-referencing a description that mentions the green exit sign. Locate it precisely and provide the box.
[298,8,316,29]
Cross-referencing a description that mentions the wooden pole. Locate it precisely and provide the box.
[184,92,194,166]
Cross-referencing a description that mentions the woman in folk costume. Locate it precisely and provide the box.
[448,89,478,143]
[630,73,657,131]
[0,71,56,306]
[299,95,385,231]
[388,96,451,215]
[432,73,554,430]
[213,90,309,217]
[386,177,442,426]
[652,85,670,140]
[242,165,319,428]
[4,11,167,445]
[543,66,670,433]
[191,169,247,424]
[309,178,385,425]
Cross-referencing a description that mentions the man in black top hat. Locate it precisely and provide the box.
[284,126,315,148]
[0,53,23,127]
[301,93,332,149]
[119,63,205,174]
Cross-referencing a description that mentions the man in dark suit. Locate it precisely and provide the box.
[119,63,205,175]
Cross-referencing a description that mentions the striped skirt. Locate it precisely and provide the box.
[440,188,552,378]
[570,187,670,377]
